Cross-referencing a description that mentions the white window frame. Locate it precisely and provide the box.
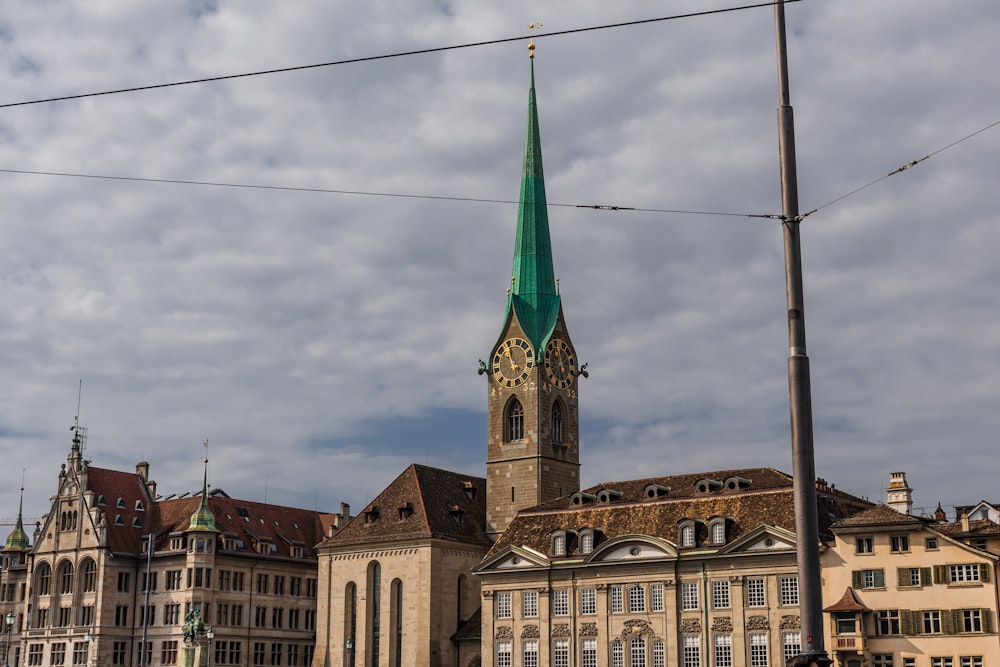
[650,582,664,612]
[552,589,569,616]
[610,585,623,614]
[580,588,596,615]
[712,579,730,609]
[496,591,511,619]
[748,633,768,667]
[681,582,699,610]
[714,634,732,667]
[522,590,538,618]
[746,578,765,607]
[629,585,646,613]
[779,576,799,606]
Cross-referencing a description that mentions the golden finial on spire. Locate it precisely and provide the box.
[528,22,543,59]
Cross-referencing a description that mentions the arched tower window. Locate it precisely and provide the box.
[551,401,563,444]
[35,562,52,596]
[367,561,382,667]
[80,558,97,593]
[58,560,74,595]
[344,582,357,667]
[506,399,524,442]
[390,578,403,667]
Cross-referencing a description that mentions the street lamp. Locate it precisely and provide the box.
[204,627,214,667]
[4,609,15,667]
[83,632,92,667]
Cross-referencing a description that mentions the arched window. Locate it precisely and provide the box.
[457,574,467,625]
[344,582,357,667]
[35,562,52,596]
[58,561,74,595]
[710,520,726,544]
[630,637,646,667]
[367,561,382,666]
[390,579,403,667]
[551,401,563,444]
[80,558,97,593]
[580,531,594,554]
[680,524,695,547]
[506,399,524,442]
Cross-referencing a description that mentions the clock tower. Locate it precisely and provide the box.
[483,55,582,539]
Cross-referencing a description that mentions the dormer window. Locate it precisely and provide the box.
[578,528,602,554]
[724,476,752,491]
[552,532,567,556]
[290,546,304,558]
[708,517,730,545]
[132,517,142,528]
[462,481,478,500]
[97,495,106,506]
[364,507,380,524]
[398,503,414,520]
[135,500,145,511]
[116,498,126,509]
[449,505,465,524]
[678,519,700,547]
[596,488,622,503]
[644,484,670,499]
[114,514,124,526]
[694,479,722,494]
[570,492,596,506]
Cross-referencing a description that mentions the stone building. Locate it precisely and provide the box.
[4,431,346,667]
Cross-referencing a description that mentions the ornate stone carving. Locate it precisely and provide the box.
[729,575,743,584]
[746,615,770,631]
[551,624,571,638]
[521,625,540,639]
[579,622,598,637]
[482,590,494,598]
[711,617,733,632]
[617,620,657,640]
[495,626,513,640]
[679,618,702,634]
[779,615,801,630]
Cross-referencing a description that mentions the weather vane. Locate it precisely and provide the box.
[528,22,543,58]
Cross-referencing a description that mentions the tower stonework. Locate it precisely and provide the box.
[484,60,581,539]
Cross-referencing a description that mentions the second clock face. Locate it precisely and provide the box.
[493,337,534,387]
[544,338,576,389]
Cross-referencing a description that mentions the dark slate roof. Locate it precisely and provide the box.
[85,466,333,558]
[320,464,490,549]
[451,608,482,643]
[831,504,928,529]
[487,467,871,559]
[824,587,871,612]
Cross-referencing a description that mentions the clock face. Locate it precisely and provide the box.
[544,338,576,389]
[492,337,535,387]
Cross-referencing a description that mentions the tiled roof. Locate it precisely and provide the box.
[831,504,927,529]
[451,608,482,643]
[486,468,871,559]
[320,464,490,549]
[86,466,158,554]
[823,587,870,612]
[936,518,1000,538]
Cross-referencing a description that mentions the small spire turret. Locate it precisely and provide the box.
[188,446,217,532]
[4,484,31,552]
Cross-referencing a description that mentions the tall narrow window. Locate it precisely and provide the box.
[367,563,381,666]
[390,579,403,667]
[507,399,524,441]
[551,402,563,444]
[344,583,357,667]
[80,559,97,593]
[36,563,52,596]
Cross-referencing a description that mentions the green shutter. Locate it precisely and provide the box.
[874,569,885,588]
[852,570,863,588]
[921,567,933,586]
[896,568,908,587]
[900,609,914,635]
[933,565,947,584]
[980,563,991,582]
[942,610,957,635]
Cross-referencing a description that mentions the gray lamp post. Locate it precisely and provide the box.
[3,609,15,667]
[205,627,214,667]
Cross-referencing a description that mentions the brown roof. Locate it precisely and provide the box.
[824,587,871,612]
[86,466,158,554]
[320,464,489,549]
[487,467,871,559]
[936,518,1000,539]
[831,504,927,530]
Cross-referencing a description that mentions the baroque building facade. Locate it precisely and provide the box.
[3,431,346,667]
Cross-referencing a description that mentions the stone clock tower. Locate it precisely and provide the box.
[483,56,582,539]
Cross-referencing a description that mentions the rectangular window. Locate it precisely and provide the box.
[51,643,66,666]
[27,645,43,666]
[304,609,315,630]
[903,659,916,667]
[652,640,664,667]
[288,609,300,629]
[749,633,768,667]
[963,609,983,632]
[746,577,766,607]
[72,643,87,666]
[581,639,597,667]
[306,578,316,597]
[611,641,624,667]
[286,644,297,667]
[714,634,732,667]
[923,610,942,634]
[80,605,94,626]
[270,643,282,667]
[891,535,910,552]
[926,537,939,550]
[273,576,286,596]
[553,639,569,667]
[712,579,730,609]
[290,577,302,596]
[681,581,699,610]
[950,564,981,583]
[580,588,596,615]
[137,642,152,666]
[960,658,983,667]
[522,590,538,617]
[553,589,569,616]
[117,572,130,592]
[629,585,646,613]
[682,635,701,667]
[271,607,283,629]
[166,570,182,590]
[161,641,178,665]
[650,582,664,612]
[932,659,954,667]
[782,632,801,664]
[141,571,158,592]
[521,639,538,667]
[610,585,624,613]
[496,591,512,619]
[877,610,901,635]
[139,605,155,627]
[255,606,267,628]
[873,656,894,667]
[114,605,128,627]
[112,642,127,666]
[165,604,181,625]
[253,643,266,667]
[856,537,874,553]
[780,576,799,606]
[496,641,512,667]
[257,574,269,594]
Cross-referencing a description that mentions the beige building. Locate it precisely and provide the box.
[5,430,345,667]
[822,475,1000,667]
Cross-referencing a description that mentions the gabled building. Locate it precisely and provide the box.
[12,431,345,667]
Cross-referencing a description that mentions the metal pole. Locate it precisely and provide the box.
[4,610,13,667]
[773,1,829,663]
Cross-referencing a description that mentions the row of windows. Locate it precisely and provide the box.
[851,564,990,591]
[872,656,983,667]
[856,534,939,554]
[27,641,315,667]
[504,398,567,444]
[858,608,994,636]
[496,632,801,667]
[495,578,800,619]
[32,603,315,631]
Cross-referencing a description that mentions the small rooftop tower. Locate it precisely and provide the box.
[886,471,913,515]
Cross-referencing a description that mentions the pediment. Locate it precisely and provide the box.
[474,545,549,572]
[587,535,677,562]
[717,525,796,554]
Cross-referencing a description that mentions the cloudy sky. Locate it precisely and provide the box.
[2,1,998,528]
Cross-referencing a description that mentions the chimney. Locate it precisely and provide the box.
[136,461,150,481]
[961,512,970,533]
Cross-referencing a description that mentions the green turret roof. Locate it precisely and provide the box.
[507,60,561,352]
[3,487,30,552]
[188,459,218,532]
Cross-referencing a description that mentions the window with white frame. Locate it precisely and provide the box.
[682,635,701,667]
[748,633,768,667]
[610,585,624,613]
[877,610,901,635]
[856,536,874,553]
[652,640,664,667]
[960,657,983,667]
[553,534,566,556]
[949,564,981,583]
[630,638,646,667]
[891,535,910,552]
[650,582,664,612]
[747,578,765,607]
[581,639,597,667]
[553,589,569,616]
[714,634,732,667]
[580,531,594,554]
[629,585,645,613]
[680,525,695,547]
[495,592,511,619]
[931,659,954,667]
[495,641,512,667]
[923,610,942,634]
[779,576,799,606]
[710,521,725,544]
[782,632,801,664]
[553,640,568,667]
[580,588,596,615]
[522,590,538,617]
[522,640,538,667]
[873,655,893,667]
[611,641,624,667]
[681,582,699,610]
[963,609,983,632]
[903,658,915,667]
[712,579,730,609]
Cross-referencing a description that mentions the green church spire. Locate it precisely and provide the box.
[188,455,217,532]
[508,57,561,353]
[3,485,30,552]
